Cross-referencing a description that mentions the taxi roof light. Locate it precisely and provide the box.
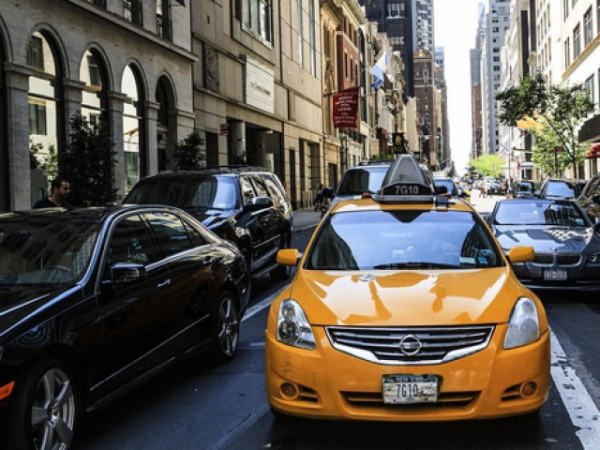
[376,154,450,205]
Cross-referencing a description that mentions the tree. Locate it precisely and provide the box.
[173,131,206,170]
[59,113,117,206]
[495,72,594,177]
[470,154,504,178]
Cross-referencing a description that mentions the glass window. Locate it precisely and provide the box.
[105,215,157,271]
[145,211,195,256]
[0,217,99,285]
[297,0,303,67]
[584,8,593,47]
[573,24,581,58]
[80,50,106,127]
[242,0,272,44]
[564,37,571,68]
[494,201,586,227]
[122,66,144,192]
[240,176,257,203]
[585,75,595,103]
[306,210,502,270]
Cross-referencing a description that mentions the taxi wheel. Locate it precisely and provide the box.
[209,292,240,365]
[8,357,78,450]
[271,233,291,281]
[270,407,293,422]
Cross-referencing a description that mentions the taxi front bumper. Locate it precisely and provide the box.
[265,325,550,421]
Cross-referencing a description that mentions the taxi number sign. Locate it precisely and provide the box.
[381,183,432,196]
[382,375,439,404]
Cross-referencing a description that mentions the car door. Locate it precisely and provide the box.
[238,175,271,269]
[144,210,216,355]
[250,174,281,261]
[94,213,175,394]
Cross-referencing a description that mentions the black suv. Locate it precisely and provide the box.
[578,173,600,222]
[123,167,293,281]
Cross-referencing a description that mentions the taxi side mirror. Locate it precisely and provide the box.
[277,248,301,266]
[508,246,535,264]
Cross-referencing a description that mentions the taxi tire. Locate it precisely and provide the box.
[270,407,293,422]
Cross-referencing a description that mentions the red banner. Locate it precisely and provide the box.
[333,87,360,129]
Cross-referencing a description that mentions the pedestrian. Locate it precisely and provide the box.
[479,182,486,198]
[33,176,72,208]
[314,183,324,210]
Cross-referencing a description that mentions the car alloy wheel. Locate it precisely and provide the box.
[211,292,240,364]
[9,358,77,450]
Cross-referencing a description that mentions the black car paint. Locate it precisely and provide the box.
[123,171,293,279]
[0,206,249,420]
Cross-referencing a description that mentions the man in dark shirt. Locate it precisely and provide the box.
[33,176,72,208]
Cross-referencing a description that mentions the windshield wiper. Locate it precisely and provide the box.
[373,262,462,270]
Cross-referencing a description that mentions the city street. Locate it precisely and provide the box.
[73,198,600,450]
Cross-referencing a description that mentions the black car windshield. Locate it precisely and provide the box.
[124,176,238,210]
[306,210,503,270]
[545,181,584,198]
[336,168,387,196]
[0,219,100,285]
[494,200,587,227]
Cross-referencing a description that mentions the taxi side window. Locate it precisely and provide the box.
[240,176,256,204]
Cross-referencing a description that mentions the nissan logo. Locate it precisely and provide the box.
[399,334,422,356]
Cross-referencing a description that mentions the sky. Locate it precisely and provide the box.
[434,0,483,173]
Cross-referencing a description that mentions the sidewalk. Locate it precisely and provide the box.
[293,208,322,231]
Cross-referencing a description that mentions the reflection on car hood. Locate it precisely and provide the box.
[0,286,75,337]
[288,268,523,326]
[186,209,234,228]
[495,225,594,253]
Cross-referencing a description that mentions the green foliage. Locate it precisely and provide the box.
[41,145,58,179]
[174,131,206,170]
[29,139,43,170]
[496,72,594,177]
[470,154,505,178]
[59,113,117,206]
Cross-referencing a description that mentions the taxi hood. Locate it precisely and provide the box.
[287,267,524,327]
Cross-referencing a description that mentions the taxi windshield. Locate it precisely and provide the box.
[306,210,503,270]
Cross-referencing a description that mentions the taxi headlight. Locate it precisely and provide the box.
[276,300,316,350]
[504,297,540,349]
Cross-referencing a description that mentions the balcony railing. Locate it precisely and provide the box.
[157,14,173,41]
[123,0,143,26]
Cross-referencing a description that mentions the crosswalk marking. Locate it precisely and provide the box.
[551,331,600,450]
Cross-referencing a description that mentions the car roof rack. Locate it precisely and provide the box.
[374,154,451,206]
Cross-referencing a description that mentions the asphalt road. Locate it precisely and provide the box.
[75,197,600,450]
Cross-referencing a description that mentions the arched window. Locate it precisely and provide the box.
[27,31,62,165]
[156,77,174,171]
[122,65,145,191]
[79,49,107,128]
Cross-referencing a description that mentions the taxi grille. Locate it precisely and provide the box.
[326,325,494,365]
[341,391,479,409]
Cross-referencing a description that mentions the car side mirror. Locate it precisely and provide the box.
[277,248,301,266]
[108,262,148,285]
[244,196,274,211]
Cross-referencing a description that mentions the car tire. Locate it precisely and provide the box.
[270,232,291,281]
[8,357,78,450]
[270,407,293,422]
[209,291,240,365]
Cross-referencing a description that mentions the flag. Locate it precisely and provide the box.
[370,50,389,89]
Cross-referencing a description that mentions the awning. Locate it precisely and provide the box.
[520,162,535,168]
[586,143,600,159]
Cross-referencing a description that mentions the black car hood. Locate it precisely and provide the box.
[495,225,594,253]
[0,285,74,337]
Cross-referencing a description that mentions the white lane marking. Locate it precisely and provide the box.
[242,289,282,322]
[551,330,600,450]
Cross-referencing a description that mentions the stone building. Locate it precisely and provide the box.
[0,0,196,210]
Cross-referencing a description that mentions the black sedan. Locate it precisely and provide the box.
[487,198,600,291]
[0,205,250,450]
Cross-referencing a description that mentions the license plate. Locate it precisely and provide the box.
[382,375,439,404]
[543,269,567,281]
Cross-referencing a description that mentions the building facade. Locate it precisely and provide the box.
[0,0,196,211]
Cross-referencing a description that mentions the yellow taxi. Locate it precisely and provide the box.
[265,154,550,421]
